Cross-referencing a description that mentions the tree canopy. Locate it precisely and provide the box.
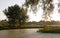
[3,4,28,28]
[23,0,54,21]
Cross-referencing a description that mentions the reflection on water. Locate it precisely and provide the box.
[0,29,60,38]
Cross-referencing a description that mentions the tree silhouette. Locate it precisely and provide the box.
[3,4,28,28]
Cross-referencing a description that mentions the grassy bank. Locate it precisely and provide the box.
[0,22,25,30]
[38,25,60,33]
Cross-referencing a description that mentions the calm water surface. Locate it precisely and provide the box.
[0,29,60,38]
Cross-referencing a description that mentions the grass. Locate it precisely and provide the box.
[38,25,60,33]
[0,22,60,33]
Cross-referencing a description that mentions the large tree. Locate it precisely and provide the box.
[3,4,28,28]
[23,0,54,21]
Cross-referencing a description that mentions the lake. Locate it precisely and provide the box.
[0,29,60,38]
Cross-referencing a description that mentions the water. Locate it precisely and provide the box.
[0,29,60,38]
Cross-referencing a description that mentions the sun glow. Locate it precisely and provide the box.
[51,0,60,21]
[27,6,43,22]
[27,0,60,22]
[51,13,60,21]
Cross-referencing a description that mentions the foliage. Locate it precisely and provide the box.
[42,0,54,20]
[3,4,28,28]
[58,3,60,13]
[24,0,54,20]
[23,0,39,13]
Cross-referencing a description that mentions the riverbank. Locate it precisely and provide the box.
[38,25,60,33]
[0,21,60,33]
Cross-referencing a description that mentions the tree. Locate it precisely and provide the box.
[3,4,28,28]
[23,0,54,21]
[58,2,60,13]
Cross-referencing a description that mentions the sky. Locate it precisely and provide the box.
[0,0,60,22]
[0,0,25,20]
